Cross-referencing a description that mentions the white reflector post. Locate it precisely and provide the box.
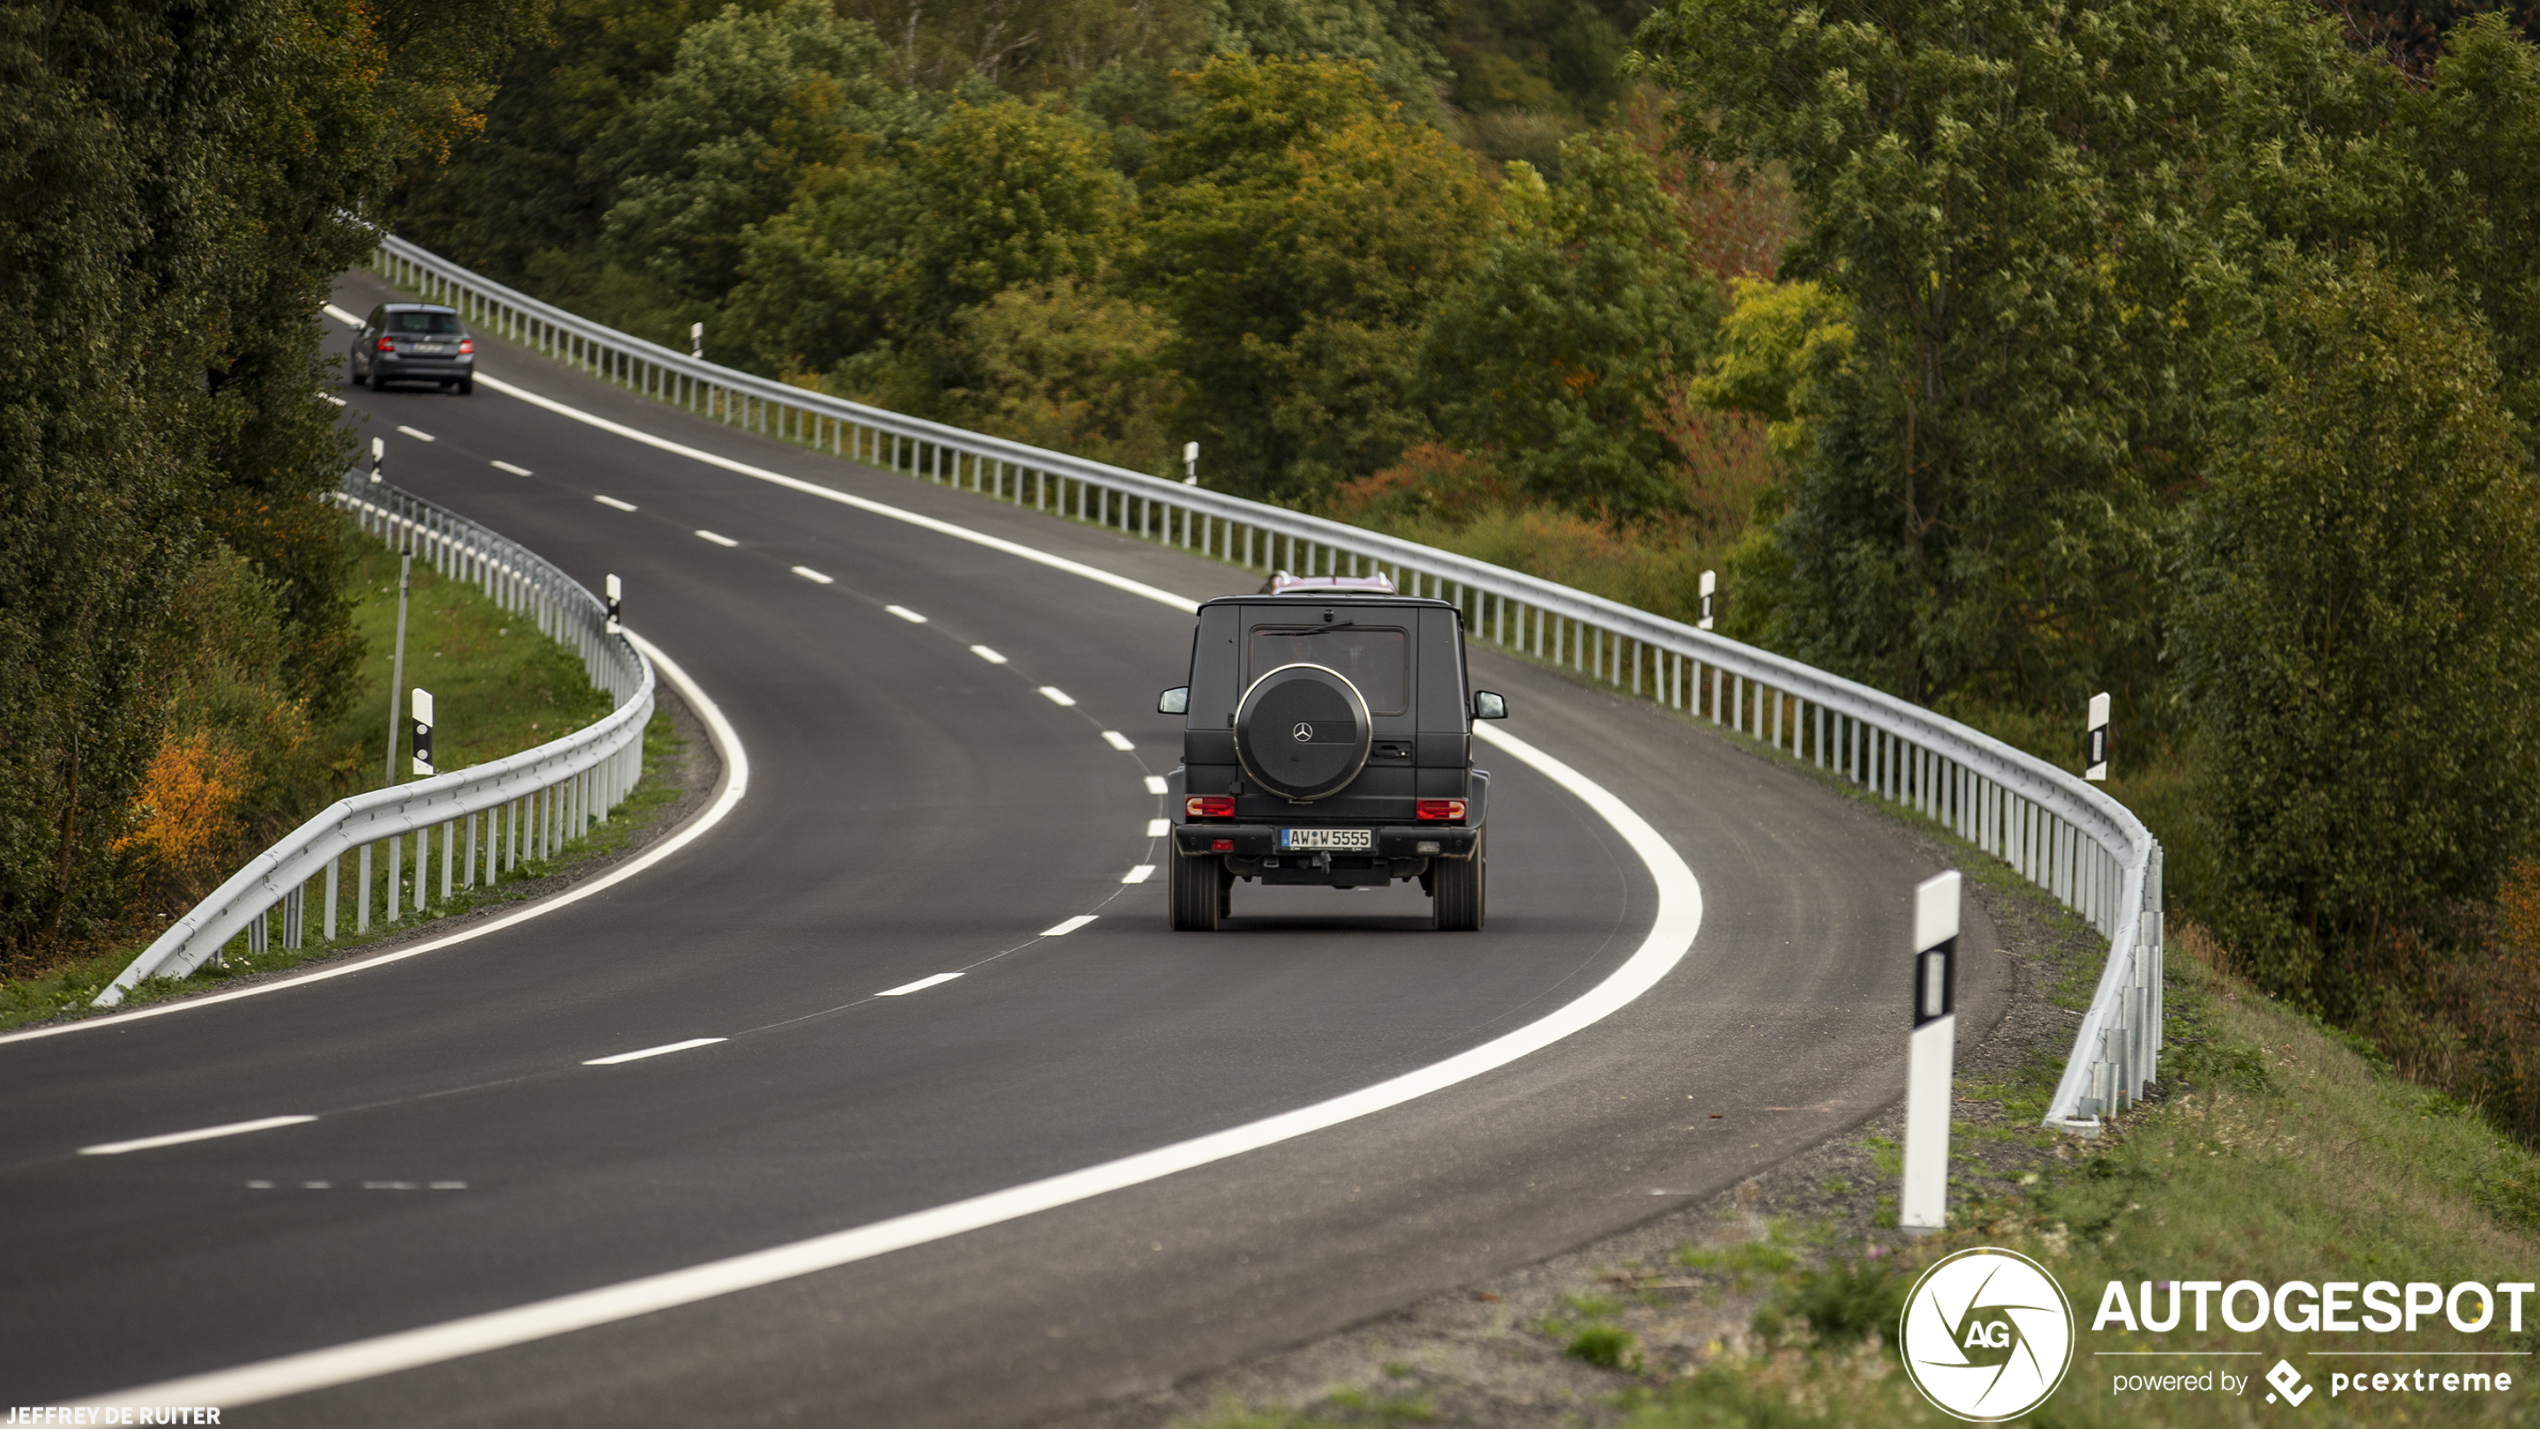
[690,321,705,359]
[1698,569,1717,631]
[410,688,436,777]
[1183,440,1200,486]
[370,436,384,483]
[1901,869,1960,1236]
[606,573,622,634]
[2085,691,2111,782]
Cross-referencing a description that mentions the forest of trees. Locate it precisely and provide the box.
[15,0,2540,1140]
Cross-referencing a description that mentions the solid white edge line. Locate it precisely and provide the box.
[884,605,927,623]
[1101,731,1135,751]
[594,495,637,512]
[74,726,1696,1412]
[874,973,962,997]
[1039,915,1099,937]
[582,1037,726,1067]
[396,426,437,443]
[1143,777,1169,796]
[1121,865,1156,884]
[78,1115,318,1157]
[0,633,749,1050]
[790,566,834,585]
[493,461,533,477]
[695,530,738,547]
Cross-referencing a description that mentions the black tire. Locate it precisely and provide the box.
[1431,830,1485,931]
[1169,851,1222,931]
[457,379,474,396]
[350,366,366,389]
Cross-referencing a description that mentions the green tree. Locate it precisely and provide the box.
[944,280,1190,472]
[1419,132,1725,521]
[2172,257,2540,1016]
[1637,0,2280,708]
[591,0,900,302]
[726,98,1129,385]
[1133,55,1494,501]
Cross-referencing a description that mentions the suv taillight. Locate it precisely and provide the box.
[376,336,393,351]
[1185,796,1235,819]
[458,338,473,354]
[1415,799,1467,822]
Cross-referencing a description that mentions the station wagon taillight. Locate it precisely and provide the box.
[458,339,473,354]
[1186,796,1235,818]
[376,336,393,351]
[1415,799,1467,822]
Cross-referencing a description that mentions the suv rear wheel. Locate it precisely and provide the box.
[1431,831,1485,931]
[1169,851,1223,931]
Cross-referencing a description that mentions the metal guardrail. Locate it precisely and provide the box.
[369,235,2161,1130]
[95,471,655,1006]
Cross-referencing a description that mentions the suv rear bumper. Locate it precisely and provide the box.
[1172,824,1478,859]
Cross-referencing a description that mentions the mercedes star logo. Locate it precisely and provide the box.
[1292,721,1314,742]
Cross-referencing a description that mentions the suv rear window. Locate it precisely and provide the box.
[1248,625,1408,714]
[390,311,461,334]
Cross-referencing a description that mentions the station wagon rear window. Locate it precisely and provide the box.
[390,311,462,334]
[1248,625,1408,714]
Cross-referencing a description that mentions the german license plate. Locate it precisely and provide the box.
[1280,828,1371,852]
[415,343,446,354]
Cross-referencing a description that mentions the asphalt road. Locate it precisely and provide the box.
[0,270,2002,1427]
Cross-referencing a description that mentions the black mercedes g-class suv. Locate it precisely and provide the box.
[1156,573,1508,932]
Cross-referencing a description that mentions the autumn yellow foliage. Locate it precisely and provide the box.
[115,730,251,898]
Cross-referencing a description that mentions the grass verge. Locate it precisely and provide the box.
[0,536,686,1031]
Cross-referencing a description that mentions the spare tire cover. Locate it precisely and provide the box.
[1235,663,1373,801]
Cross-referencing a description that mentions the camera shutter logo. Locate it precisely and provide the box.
[1900,1247,2075,1420]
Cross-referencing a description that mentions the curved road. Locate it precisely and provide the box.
[0,270,2001,1427]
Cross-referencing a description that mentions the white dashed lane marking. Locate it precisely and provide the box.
[493,461,532,476]
[885,605,926,624]
[1121,865,1156,884]
[1101,731,1134,751]
[1040,915,1098,937]
[791,566,834,585]
[594,495,637,512]
[81,1115,317,1157]
[1038,687,1076,706]
[876,973,962,997]
[583,1037,725,1066]
[396,425,436,442]
[695,530,738,547]
[1143,776,1169,796]
[969,646,1007,664]
[1146,819,1170,838]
